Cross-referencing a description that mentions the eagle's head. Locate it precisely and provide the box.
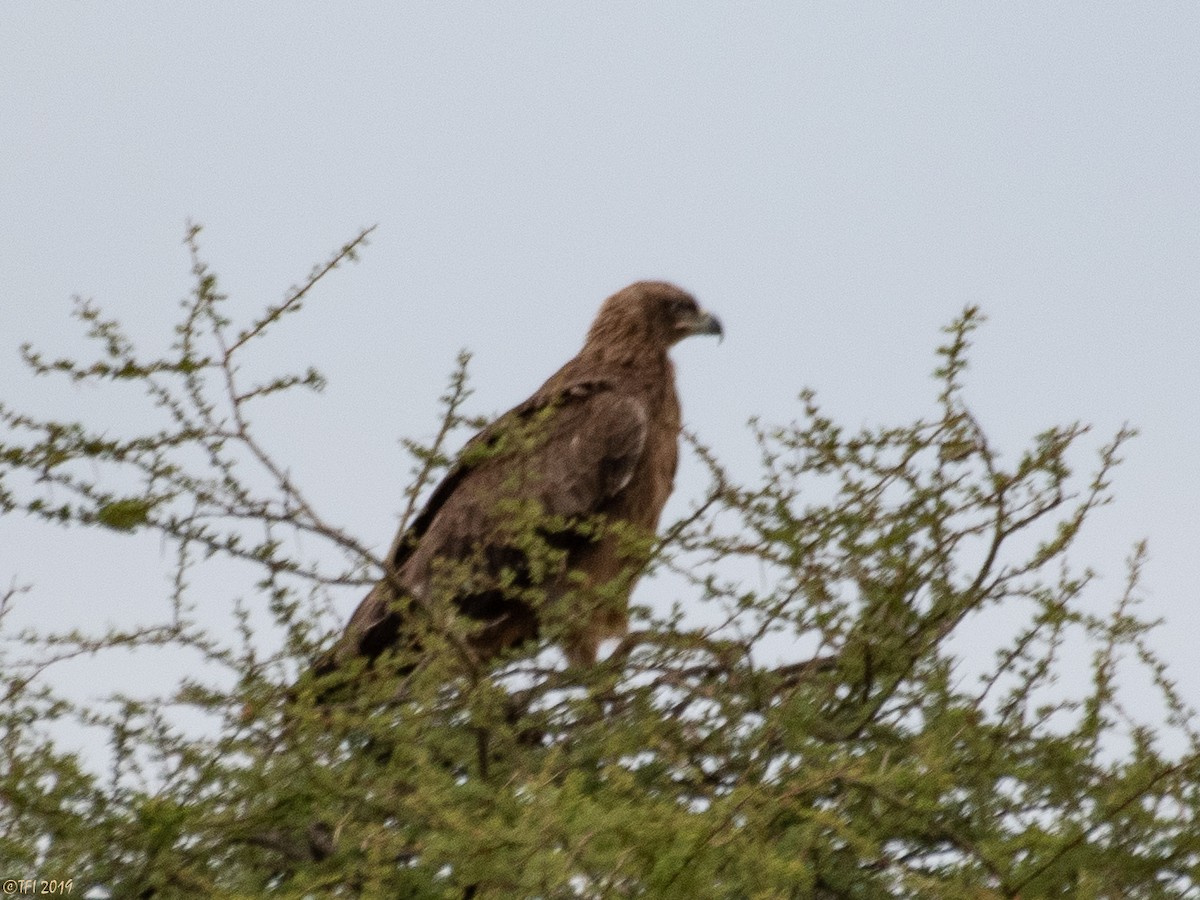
[587,281,723,358]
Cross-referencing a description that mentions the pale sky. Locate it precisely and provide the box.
[2,5,1198,735]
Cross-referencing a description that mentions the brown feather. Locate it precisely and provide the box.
[315,281,720,682]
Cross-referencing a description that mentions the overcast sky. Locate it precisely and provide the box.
[2,5,1197,733]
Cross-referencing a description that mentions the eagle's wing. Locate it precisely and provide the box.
[510,380,650,518]
[319,379,649,672]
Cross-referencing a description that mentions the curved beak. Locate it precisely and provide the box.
[685,308,724,343]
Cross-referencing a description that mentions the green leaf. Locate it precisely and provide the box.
[95,497,153,531]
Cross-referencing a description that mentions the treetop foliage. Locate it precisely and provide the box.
[0,228,1196,897]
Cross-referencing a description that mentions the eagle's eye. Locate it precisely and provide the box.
[668,295,697,318]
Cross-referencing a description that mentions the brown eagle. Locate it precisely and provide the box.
[316,281,721,682]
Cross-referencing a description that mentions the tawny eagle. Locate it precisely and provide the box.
[316,281,721,681]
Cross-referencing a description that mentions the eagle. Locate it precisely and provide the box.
[315,281,721,684]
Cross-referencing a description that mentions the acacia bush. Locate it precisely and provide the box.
[1,230,1196,898]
